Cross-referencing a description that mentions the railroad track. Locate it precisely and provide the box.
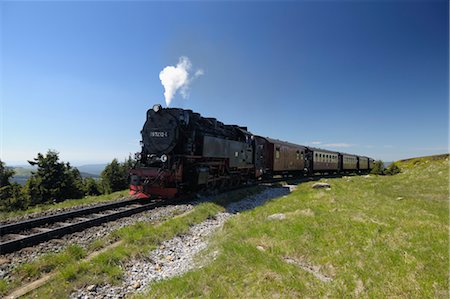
[0,173,348,255]
[0,198,172,254]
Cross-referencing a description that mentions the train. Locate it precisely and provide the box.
[129,104,374,199]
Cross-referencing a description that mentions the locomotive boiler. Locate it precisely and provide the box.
[130,104,261,198]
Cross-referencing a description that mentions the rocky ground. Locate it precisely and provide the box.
[70,185,295,299]
[0,204,193,282]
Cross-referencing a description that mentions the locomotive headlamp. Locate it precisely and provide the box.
[160,154,168,163]
[152,104,162,113]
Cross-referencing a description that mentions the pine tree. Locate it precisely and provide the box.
[0,159,28,211]
[83,177,101,196]
[25,150,84,204]
[101,159,128,194]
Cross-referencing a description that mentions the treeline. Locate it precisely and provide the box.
[0,150,135,212]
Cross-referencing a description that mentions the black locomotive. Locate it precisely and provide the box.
[130,104,374,198]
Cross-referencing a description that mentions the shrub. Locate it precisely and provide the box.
[384,163,401,175]
[371,160,385,175]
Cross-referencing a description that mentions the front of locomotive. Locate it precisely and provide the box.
[130,104,185,198]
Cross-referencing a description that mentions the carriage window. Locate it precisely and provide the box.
[275,148,280,159]
[296,151,300,160]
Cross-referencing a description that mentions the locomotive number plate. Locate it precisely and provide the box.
[150,131,168,137]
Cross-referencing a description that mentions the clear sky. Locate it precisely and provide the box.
[1,0,448,165]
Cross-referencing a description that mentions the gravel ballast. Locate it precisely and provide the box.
[71,185,295,299]
[0,204,193,282]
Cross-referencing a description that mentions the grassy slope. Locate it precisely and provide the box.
[1,188,263,298]
[143,155,449,298]
[0,190,130,221]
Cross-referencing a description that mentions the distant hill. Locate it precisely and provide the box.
[8,166,101,186]
[76,164,107,176]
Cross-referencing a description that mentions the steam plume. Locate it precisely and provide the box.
[159,56,203,107]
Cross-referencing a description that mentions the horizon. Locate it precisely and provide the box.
[4,137,448,167]
[2,1,448,165]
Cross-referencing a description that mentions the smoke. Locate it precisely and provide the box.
[159,56,203,107]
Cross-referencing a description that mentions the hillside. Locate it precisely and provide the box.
[142,154,449,298]
[5,155,448,298]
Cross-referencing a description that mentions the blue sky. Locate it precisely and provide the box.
[1,0,448,165]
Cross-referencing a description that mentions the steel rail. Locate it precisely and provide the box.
[0,198,141,236]
[0,200,170,254]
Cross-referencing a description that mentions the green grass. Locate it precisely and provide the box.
[0,190,130,220]
[139,155,449,298]
[21,187,262,298]
[2,186,263,298]
[16,245,86,281]
[1,204,192,297]
[0,245,87,297]
[23,201,225,298]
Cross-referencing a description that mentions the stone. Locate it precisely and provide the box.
[267,213,286,220]
[0,258,10,265]
[256,245,265,251]
[396,197,403,200]
[87,284,97,292]
[312,183,331,189]
[132,282,141,289]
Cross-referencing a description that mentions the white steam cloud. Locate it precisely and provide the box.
[159,56,203,107]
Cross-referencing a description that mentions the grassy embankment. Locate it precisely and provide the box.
[0,190,130,221]
[137,154,449,298]
[1,187,263,298]
[3,155,448,297]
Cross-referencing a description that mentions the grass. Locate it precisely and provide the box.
[2,186,263,298]
[138,154,449,298]
[20,201,226,298]
[0,190,130,220]
[0,245,87,297]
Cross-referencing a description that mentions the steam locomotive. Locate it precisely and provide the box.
[129,104,374,199]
